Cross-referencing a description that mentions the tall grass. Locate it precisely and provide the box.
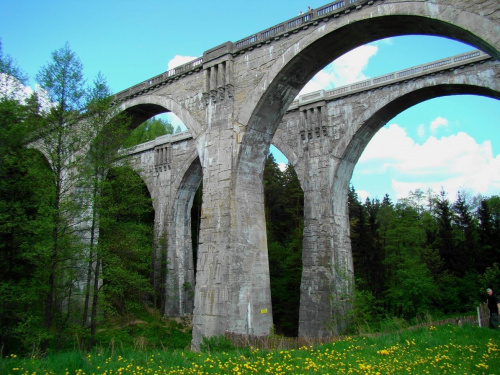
[1,324,498,374]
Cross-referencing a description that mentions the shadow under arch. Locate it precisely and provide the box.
[164,155,203,316]
[233,3,499,338]
[99,165,155,309]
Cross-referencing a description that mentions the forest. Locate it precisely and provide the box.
[262,153,500,336]
[1,41,499,357]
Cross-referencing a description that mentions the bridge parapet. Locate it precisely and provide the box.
[233,0,370,51]
[123,131,193,156]
[112,0,381,103]
[113,58,203,103]
[289,50,491,109]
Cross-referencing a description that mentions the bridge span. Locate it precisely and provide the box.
[105,0,500,348]
[120,43,499,345]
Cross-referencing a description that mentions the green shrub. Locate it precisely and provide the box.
[199,335,234,352]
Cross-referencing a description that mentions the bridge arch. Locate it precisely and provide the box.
[117,95,203,137]
[336,82,500,206]
[237,1,499,137]
[234,1,499,337]
[165,151,202,316]
[235,2,499,226]
[270,140,300,172]
[300,67,499,337]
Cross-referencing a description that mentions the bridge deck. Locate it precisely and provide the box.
[123,48,493,154]
[113,0,383,102]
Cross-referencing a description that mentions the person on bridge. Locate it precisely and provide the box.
[486,288,499,329]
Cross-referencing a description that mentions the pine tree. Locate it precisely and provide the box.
[433,191,457,274]
[477,196,500,273]
[263,153,285,242]
[383,201,436,317]
[35,42,87,352]
[263,155,304,335]
[98,167,154,317]
[452,191,479,276]
[349,188,373,291]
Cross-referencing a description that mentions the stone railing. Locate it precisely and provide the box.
[234,0,365,51]
[122,130,193,156]
[113,0,379,102]
[289,50,490,108]
[113,58,203,103]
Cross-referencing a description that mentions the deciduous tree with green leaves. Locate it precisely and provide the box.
[77,72,133,349]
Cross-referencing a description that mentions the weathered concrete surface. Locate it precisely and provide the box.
[111,0,500,348]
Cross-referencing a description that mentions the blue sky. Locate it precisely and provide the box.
[1,0,498,202]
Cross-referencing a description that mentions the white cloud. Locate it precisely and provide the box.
[299,44,378,95]
[357,190,371,202]
[0,73,53,112]
[430,116,448,134]
[357,122,500,200]
[359,123,414,162]
[417,124,426,138]
[278,162,287,172]
[167,55,199,70]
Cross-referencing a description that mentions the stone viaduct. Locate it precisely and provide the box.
[111,0,500,348]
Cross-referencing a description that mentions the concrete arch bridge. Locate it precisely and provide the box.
[111,0,500,348]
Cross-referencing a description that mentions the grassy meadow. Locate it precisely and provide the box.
[1,323,498,374]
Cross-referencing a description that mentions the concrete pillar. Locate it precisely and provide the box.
[191,106,273,349]
[297,108,354,338]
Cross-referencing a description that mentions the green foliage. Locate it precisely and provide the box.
[346,286,381,334]
[0,91,57,354]
[36,42,85,112]
[264,153,303,243]
[77,73,134,350]
[480,263,500,297]
[1,44,160,355]
[385,254,438,318]
[123,117,174,148]
[263,153,303,336]
[348,186,500,334]
[32,43,90,354]
[99,167,154,316]
[267,238,302,336]
[93,318,191,351]
[1,325,499,374]
[378,315,410,332]
[200,335,235,352]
